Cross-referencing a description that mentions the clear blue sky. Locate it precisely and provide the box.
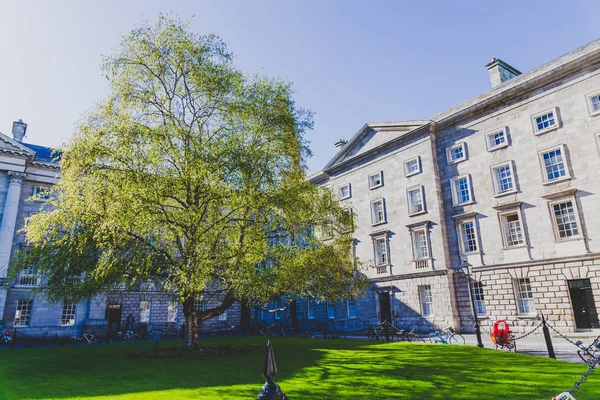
[1,0,598,172]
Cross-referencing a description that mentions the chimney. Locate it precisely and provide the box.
[485,58,522,88]
[334,139,347,153]
[12,119,27,142]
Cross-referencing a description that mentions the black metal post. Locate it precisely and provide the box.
[257,341,288,400]
[465,269,484,348]
[541,313,556,359]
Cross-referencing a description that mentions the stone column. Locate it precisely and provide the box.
[0,172,25,279]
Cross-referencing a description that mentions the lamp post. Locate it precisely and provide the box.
[458,260,484,348]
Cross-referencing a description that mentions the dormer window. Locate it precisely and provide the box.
[368,171,383,189]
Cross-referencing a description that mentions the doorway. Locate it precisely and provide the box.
[106,304,122,339]
[378,292,391,323]
[240,302,251,334]
[568,279,600,329]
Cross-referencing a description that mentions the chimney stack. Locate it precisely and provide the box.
[334,139,347,153]
[12,119,27,142]
[485,58,522,88]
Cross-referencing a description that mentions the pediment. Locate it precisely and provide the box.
[0,132,35,155]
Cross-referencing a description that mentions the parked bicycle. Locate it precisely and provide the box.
[397,329,426,343]
[428,327,465,344]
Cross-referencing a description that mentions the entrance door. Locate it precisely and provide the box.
[240,303,251,334]
[106,304,122,339]
[378,292,391,323]
[568,279,600,329]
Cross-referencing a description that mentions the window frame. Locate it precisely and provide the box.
[32,185,51,201]
[538,144,571,185]
[307,299,315,320]
[326,300,335,319]
[370,198,386,226]
[139,300,151,323]
[338,183,351,200]
[419,285,433,317]
[548,197,583,242]
[456,218,480,255]
[450,174,474,206]
[498,209,527,249]
[368,171,383,189]
[61,302,76,326]
[167,301,178,323]
[514,278,536,316]
[471,281,487,317]
[446,142,467,165]
[531,107,560,135]
[407,185,426,216]
[219,309,228,321]
[347,299,357,319]
[491,160,517,196]
[485,126,509,152]
[586,91,600,117]
[404,156,421,177]
[14,299,32,327]
[409,224,431,261]
[373,236,389,267]
[16,265,40,287]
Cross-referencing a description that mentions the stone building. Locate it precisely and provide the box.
[306,39,600,335]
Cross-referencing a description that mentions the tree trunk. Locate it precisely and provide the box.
[182,297,198,349]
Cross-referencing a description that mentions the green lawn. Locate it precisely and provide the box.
[0,337,598,400]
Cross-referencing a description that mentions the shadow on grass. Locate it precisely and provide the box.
[0,338,598,399]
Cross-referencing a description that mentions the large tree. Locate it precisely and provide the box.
[17,16,366,347]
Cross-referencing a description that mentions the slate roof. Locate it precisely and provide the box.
[21,143,62,163]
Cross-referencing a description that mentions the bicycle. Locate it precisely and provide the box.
[398,329,426,343]
[367,325,382,341]
[428,327,465,344]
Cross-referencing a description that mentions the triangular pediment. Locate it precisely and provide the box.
[0,132,35,155]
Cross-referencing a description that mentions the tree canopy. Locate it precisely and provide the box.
[16,16,367,347]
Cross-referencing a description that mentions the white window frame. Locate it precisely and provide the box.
[326,300,335,319]
[139,300,151,323]
[498,209,526,248]
[514,278,536,315]
[446,142,467,165]
[596,132,600,156]
[491,161,517,196]
[419,285,433,317]
[17,265,40,287]
[167,301,178,323]
[456,218,480,255]
[347,299,357,319]
[368,171,383,189]
[531,107,560,135]
[585,91,600,117]
[450,174,473,206]
[485,126,509,152]
[370,198,386,225]
[538,144,571,185]
[307,299,315,320]
[548,197,583,241]
[407,185,426,216]
[373,236,389,266]
[61,302,76,326]
[471,281,486,316]
[14,299,32,327]
[219,309,228,321]
[338,183,351,200]
[404,156,421,177]
[410,225,431,261]
[32,185,51,201]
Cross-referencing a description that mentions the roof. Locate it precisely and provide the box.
[21,143,62,163]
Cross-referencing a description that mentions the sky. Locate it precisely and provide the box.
[0,1,598,173]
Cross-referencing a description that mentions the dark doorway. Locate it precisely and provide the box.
[106,304,122,339]
[568,279,600,329]
[241,302,251,334]
[378,292,391,323]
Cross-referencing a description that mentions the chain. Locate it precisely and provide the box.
[478,323,491,334]
[546,323,583,348]
[512,322,543,341]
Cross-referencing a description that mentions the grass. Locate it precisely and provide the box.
[0,337,599,399]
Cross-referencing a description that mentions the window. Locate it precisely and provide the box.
[551,200,580,239]
[471,282,486,316]
[167,301,178,323]
[327,300,335,319]
[491,161,516,195]
[539,145,569,183]
[61,302,76,326]
[139,301,150,323]
[338,183,351,200]
[261,307,267,320]
[500,212,524,247]
[32,186,51,201]
[274,301,281,320]
[347,300,357,318]
[374,237,388,266]
[307,299,314,320]
[515,278,536,315]
[412,229,429,260]
[419,286,433,316]
[486,127,508,151]
[368,171,383,189]
[586,92,600,116]
[446,143,467,164]
[14,300,32,327]
[532,108,558,135]
[370,199,386,225]
[404,157,421,176]
[458,220,478,254]
[193,298,207,313]
[17,265,39,286]
[451,175,472,206]
[219,309,228,321]
[407,186,425,215]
